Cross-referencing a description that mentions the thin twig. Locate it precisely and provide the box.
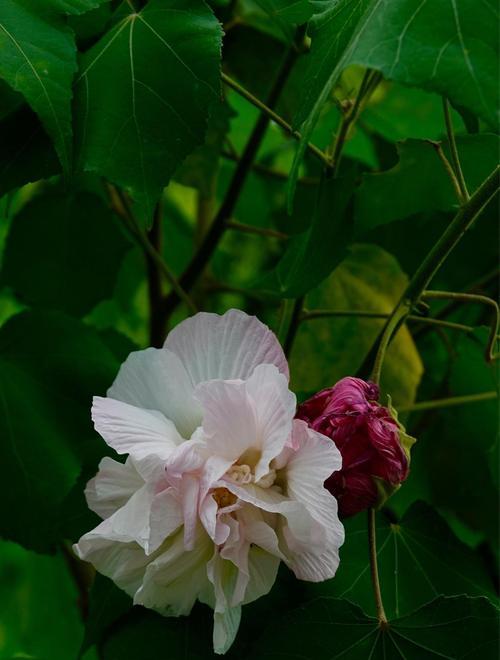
[422,290,499,361]
[366,165,499,385]
[426,140,465,205]
[162,32,305,321]
[442,97,470,201]
[368,509,388,625]
[222,72,331,168]
[221,149,319,185]
[227,219,289,240]
[399,390,497,412]
[107,183,197,315]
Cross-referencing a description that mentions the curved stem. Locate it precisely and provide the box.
[443,97,469,201]
[399,390,497,413]
[367,165,499,383]
[328,70,382,178]
[222,73,331,168]
[109,184,197,315]
[422,290,499,361]
[301,308,476,333]
[162,37,304,322]
[426,140,465,205]
[368,508,388,626]
[227,219,288,240]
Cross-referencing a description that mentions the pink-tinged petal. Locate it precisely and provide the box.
[195,365,295,479]
[225,482,318,550]
[135,526,213,616]
[92,397,181,471]
[147,488,183,554]
[85,456,144,520]
[195,378,257,463]
[164,309,289,385]
[107,347,202,438]
[245,365,295,481]
[180,474,200,551]
[286,420,342,530]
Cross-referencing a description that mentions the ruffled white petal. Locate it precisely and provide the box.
[279,421,344,581]
[92,397,181,475]
[148,488,183,554]
[107,348,202,438]
[134,525,213,616]
[164,309,289,385]
[243,545,280,605]
[85,456,144,519]
[206,551,242,655]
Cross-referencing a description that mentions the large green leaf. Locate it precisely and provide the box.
[289,0,499,201]
[0,310,119,552]
[311,502,496,620]
[0,106,60,197]
[290,243,423,407]
[249,595,499,659]
[255,170,356,297]
[1,190,131,316]
[0,541,84,659]
[392,329,499,553]
[0,1,78,173]
[74,0,222,225]
[355,134,499,233]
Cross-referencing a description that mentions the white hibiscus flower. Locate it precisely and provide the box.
[74,309,344,654]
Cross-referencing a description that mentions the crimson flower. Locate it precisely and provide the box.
[296,377,415,518]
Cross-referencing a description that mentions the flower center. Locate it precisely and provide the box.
[226,462,277,489]
[212,487,237,509]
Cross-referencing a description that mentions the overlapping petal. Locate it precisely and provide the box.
[76,309,344,655]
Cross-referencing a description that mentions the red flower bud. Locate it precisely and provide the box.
[296,377,415,518]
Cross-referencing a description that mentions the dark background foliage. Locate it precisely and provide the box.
[0,0,498,658]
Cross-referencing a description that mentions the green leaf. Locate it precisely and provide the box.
[249,595,499,659]
[81,574,132,655]
[74,0,222,225]
[0,1,78,173]
[100,604,214,660]
[392,329,499,552]
[0,310,119,552]
[0,106,60,197]
[255,170,355,297]
[1,190,131,316]
[50,0,110,15]
[0,540,84,659]
[290,243,423,407]
[289,0,499,202]
[253,0,313,41]
[315,502,496,619]
[355,134,500,233]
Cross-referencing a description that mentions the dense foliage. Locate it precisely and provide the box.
[0,0,498,658]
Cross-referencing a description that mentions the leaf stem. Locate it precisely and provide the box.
[301,308,476,333]
[226,219,289,240]
[108,184,197,316]
[328,70,382,178]
[162,35,303,321]
[146,202,166,346]
[221,73,331,169]
[426,140,466,205]
[442,97,470,201]
[368,165,499,384]
[398,390,497,413]
[422,290,499,361]
[368,508,388,626]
